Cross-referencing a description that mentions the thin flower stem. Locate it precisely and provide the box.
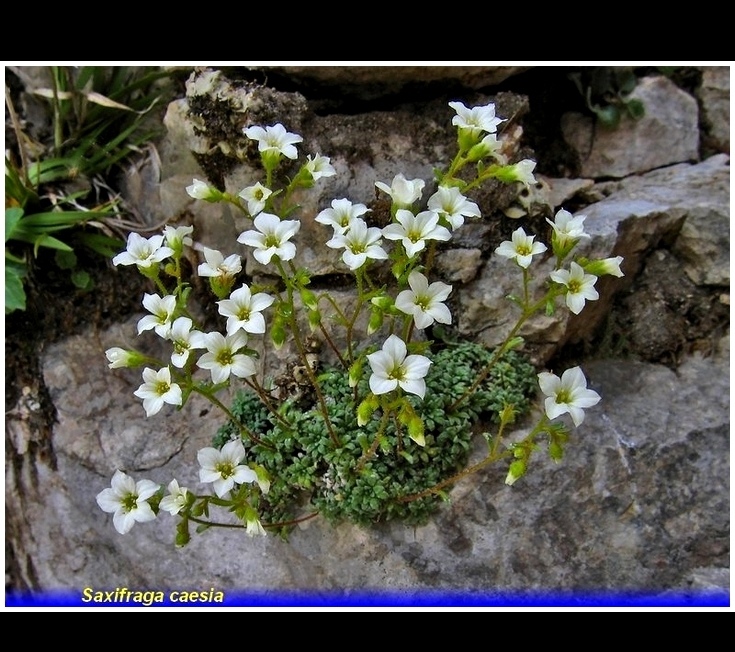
[397,447,511,504]
[191,385,274,450]
[185,510,319,531]
[398,408,553,504]
[275,259,341,447]
[449,291,552,412]
[345,269,368,363]
[319,321,348,369]
[355,398,393,473]
[153,275,170,297]
[243,377,293,429]
[263,511,319,529]
[423,240,438,278]
[319,292,349,327]
[186,514,248,530]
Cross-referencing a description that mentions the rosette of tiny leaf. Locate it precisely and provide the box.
[210,341,538,533]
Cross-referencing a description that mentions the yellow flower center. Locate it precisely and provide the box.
[216,462,235,479]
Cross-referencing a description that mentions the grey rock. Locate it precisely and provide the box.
[698,66,730,155]
[434,248,484,284]
[8,332,728,600]
[561,75,700,179]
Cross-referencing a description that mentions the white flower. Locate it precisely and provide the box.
[382,209,452,258]
[506,159,537,186]
[316,198,370,234]
[159,479,189,516]
[186,178,219,201]
[163,225,194,251]
[546,209,591,249]
[96,470,159,534]
[326,218,388,270]
[197,331,257,384]
[449,101,504,135]
[494,227,548,268]
[237,212,300,265]
[550,262,599,315]
[198,439,258,498]
[197,247,242,280]
[537,366,601,427]
[395,271,453,330]
[587,256,625,278]
[217,284,275,336]
[105,347,137,369]
[375,173,425,209]
[137,293,177,338]
[243,123,303,160]
[366,334,432,399]
[470,133,505,162]
[168,317,206,368]
[599,256,624,277]
[112,232,173,268]
[133,366,183,417]
[426,186,481,231]
[304,153,336,181]
[238,182,272,217]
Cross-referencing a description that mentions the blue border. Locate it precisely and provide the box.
[5,589,730,608]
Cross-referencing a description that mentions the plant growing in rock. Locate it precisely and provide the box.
[4,66,171,313]
[97,100,624,544]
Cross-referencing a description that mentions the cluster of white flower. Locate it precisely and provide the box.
[97,100,623,538]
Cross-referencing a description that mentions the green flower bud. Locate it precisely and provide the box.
[270,319,287,350]
[505,459,527,486]
[300,288,318,310]
[548,440,564,462]
[582,256,624,278]
[105,347,148,369]
[186,179,222,202]
[367,306,384,335]
[209,275,234,300]
[348,358,363,388]
[499,403,517,426]
[407,414,425,447]
[175,517,191,547]
[357,394,379,426]
[308,309,322,332]
[370,294,394,311]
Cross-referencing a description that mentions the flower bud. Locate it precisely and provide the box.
[367,306,384,335]
[505,459,527,486]
[300,288,319,310]
[407,414,425,447]
[467,134,503,163]
[253,465,271,495]
[307,309,322,332]
[105,347,147,369]
[270,319,287,350]
[209,275,234,300]
[494,159,537,187]
[370,294,394,311]
[582,256,624,278]
[186,179,222,202]
[348,358,363,388]
[357,394,379,426]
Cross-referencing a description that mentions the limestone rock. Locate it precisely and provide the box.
[561,75,700,178]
